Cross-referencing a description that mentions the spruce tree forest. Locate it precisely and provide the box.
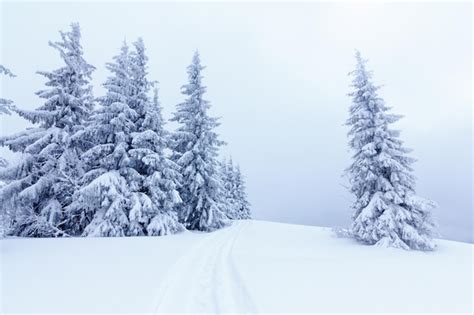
[1,23,435,251]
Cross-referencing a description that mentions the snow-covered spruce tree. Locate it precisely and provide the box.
[220,158,238,219]
[234,164,251,219]
[68,39,184,237]
[126,38,158,236]
[65,42,135,237]
[220,158,251,220]
[0,24,95,237]
[127,38,184,236]
[170,51,228,231]
[134,87,184,236]
[345,51,436,250]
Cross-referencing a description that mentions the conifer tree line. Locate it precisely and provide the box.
[0,23,251,238]
[0,24,436,251]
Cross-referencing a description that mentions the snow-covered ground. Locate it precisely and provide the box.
[1,220,472,314]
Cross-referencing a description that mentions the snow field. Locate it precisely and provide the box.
[1,220,472,314]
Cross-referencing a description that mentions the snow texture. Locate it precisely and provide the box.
[1,220,471,314]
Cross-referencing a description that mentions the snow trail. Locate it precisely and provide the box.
[152,220,257,313]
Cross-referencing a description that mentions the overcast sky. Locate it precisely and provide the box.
[1,1,472,242]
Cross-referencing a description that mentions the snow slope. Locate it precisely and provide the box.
[1,220,472,314]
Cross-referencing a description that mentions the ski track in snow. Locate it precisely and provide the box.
[152,220,257,314]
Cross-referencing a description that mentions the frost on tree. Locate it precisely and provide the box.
[0,65,15,171]
[345,51,436,251]
[0,65,16,237]
[0,24,95,237]
[66,41,135,236]
[136,87,184,236]
[171,51,228,231]
[127,39,184,236]
[220,158,251,220]
[0,65,16,115]
[234,164,251,219]
[80,172,130,237]
[220,158,238,219]
[68,39,183,237]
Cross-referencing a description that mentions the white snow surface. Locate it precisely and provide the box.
[1,220,472,314]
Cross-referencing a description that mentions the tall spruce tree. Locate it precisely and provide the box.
[127,38,184,235]
[345,51,436,250]
[0,24,94,237]
[66,41,135,236]
[137,87,184,236]
[68,39,184,237]
[171,51,227,231]
[125,38,154,236]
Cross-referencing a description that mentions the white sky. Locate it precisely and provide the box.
[1,1,472,242]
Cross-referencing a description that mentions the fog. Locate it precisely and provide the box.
[1,1,471,242]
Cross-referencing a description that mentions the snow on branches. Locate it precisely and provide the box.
[345,51,436,251]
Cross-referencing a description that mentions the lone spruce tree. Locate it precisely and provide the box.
[171,51,227,231]
[346,51,436,250]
